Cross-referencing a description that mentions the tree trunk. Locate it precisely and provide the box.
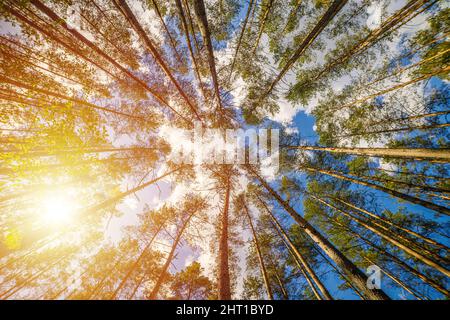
[357,234,450,298]
[312,195,450,277]
[337,65,450,112]
[112,0,201,121]
[85,167,182,217]
[304,167,450,216]
[192,0,224,111]
[293,0,431,93]
[273,270,289,299]
[152,0,183,64]
[261,0,347,100]
[251,0,274,54]
[228,0,255,79]
[258,196,332,300]
[175,0,207,100]
[291,146,450,162]
[218,177,232,299]
[249,167,390,300]
[337,123,450,138]
[331,197,449,249]
[0,75,145,121]
[369,110,450,127]
[243,201,273,299]
[148,209,196,299]
[111,222,166,299]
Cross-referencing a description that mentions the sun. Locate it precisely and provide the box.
[40,195,76,225]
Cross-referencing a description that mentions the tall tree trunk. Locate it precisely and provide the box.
[218,177,232,299]
[175,0,207,100]
[85,167,182,216]
[243,201,273,299]
[337,123,450,138]
[148,209,196,299]
[311,195,450,277]
[252,0,274,54]
[354,173,450,194]
[249,167,390,300]
[111,222,166,299]
[310,242,365,300]
[257,196,332,300]
[292,0,432,92]
[112,0,202,121]
[304,167,450,216]
[152,0,183,64]
[336,65,450,112]
[228,0,255,79]
[290,146,450,162]
[281,0,303,33]
[0,75,145,121]
[356,233,450,298]
[331,196,449,249]
[369,110,450,127]
[273,269,289,299]
[192,0,224,111]
[260,0,347,101]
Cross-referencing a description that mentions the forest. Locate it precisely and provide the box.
[0,0,448,300]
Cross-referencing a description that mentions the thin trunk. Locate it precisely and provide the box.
[0,48,85,86]
[152,0,183,64]
[218,177,232,299]
[281,0,303,33]
[148,209,196,299]
[192,0,224,111]
[85,258,123,299]
[355,233,450,298]
[228,0,255,79]
[336,65,450,112]
[290,146,450,162]
[85,167,183,217]
[369,110,450,127]
[347,174,450,196]
[110,223,165,299]
[175,0,207,101]
[337,123,450,138]
[183,0,201,54]
[257,196,322,300]
[293,0,433,92]
[312,195,450,277]
[273,270,289,299]
[310,243,365,300]
[5,4,120,82]
[252,0,274,54]
[29,0,191,124]
[249,166,391,300]
[112,0,201,121]
[331,197,448,250]
[365,47,450,89]
[304,167,450,216]
[243,201,273,299]
[258,196,332,300]
[0,75,145,121]
[0,251,71,299]
[1,146,157,158]
[260,0,347,102]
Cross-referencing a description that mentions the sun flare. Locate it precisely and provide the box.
[40,195,76,225]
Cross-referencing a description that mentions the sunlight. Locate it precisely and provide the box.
[40,195,76,225]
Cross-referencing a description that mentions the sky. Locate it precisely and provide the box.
[1,0,448,299]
